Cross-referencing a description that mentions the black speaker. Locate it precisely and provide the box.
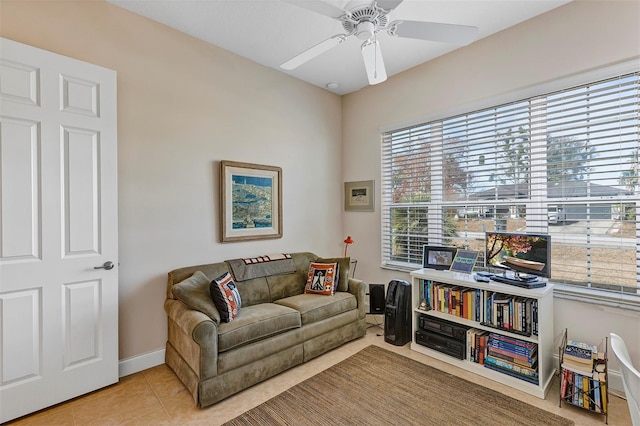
[369,284,385,314]
[384,279,412,346]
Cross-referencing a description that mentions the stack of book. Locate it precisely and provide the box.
[560,340,607,413]
[562,340,596,376]
[484,333,539,384]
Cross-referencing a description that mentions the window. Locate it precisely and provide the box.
[381,72,639,297]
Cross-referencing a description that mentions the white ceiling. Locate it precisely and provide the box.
[107,0,571,95]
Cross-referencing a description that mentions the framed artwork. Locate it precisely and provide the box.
[344,180,374,211]
[422,246,458,270]
[220,160,282,242]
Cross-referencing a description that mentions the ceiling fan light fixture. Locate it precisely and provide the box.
[356,21,375,40]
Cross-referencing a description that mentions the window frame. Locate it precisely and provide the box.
[380,61,640,309]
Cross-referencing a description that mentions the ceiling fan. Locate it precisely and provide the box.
[280,0,479,85]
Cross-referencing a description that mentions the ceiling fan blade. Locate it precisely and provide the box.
[281,35,347,70]
[376,0,403,12]
[361,39,387,85]
[390,20,479,45]
[281,0,346,19]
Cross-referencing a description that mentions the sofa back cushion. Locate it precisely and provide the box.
[167,262,271,307]
[264,252,317,301]
[234,277,270,306]
[267,272,306,300]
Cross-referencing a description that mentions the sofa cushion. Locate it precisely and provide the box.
[171,271,221,322]
[266,272,306,301]
[304,262,339,296]
[167,262,230,300]
[210,272,242,322]
[275,292,357,325]
[316,257,351,292]
[217,303,301,353]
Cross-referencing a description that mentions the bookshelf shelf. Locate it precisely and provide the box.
[558,329,608,423]
[410,268,555,399]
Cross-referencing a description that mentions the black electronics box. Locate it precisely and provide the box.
[416,314,470,360]
[418,314,469,340]
[415,330,466,360]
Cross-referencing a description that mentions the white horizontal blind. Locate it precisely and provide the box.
[381,72,639,295]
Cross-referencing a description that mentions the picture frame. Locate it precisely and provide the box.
[344,180,374,211]
[450,250,479,273]
[422,246,458,270]
[220,160,282,242]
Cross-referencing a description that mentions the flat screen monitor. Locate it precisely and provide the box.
[485,232,551,279]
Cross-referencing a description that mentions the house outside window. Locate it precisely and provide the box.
[381,72,639,298]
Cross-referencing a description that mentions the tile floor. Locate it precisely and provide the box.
[7,323,632,425]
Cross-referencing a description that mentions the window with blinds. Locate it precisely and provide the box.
[381,72,639,296]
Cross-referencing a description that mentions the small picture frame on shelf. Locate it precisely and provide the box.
[422,246,457,270]
[450,250,479,273]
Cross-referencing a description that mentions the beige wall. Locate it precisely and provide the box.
[0,0,343,360]
[342,0,640,375]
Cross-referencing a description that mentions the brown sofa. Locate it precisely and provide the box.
[164,252,367,407]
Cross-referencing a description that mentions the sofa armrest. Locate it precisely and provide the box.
[347,278,367,319]
[165,299,219,379]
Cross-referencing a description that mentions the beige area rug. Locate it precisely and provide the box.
[225,345,573,426]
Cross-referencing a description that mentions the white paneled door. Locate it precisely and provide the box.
[0,38,118,423]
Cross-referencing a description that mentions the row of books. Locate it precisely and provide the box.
[423,280,538,336]
[560,369,607,414]
[467,328,489,364]
[483,333,539,385]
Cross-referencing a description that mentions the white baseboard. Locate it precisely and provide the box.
[118,348,166,377]
[604,369,624,397]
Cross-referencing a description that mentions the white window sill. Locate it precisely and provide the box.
[552,283,640,312]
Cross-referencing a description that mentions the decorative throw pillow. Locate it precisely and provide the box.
[305,262,339,296]
[317,257,350,292]
[210,272,242,322]
[171,271,221,322]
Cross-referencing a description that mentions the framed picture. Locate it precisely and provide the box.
[220,160,282,242]
[422,246,457,270]
[344,180,374,211]
[450,250,479,273]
